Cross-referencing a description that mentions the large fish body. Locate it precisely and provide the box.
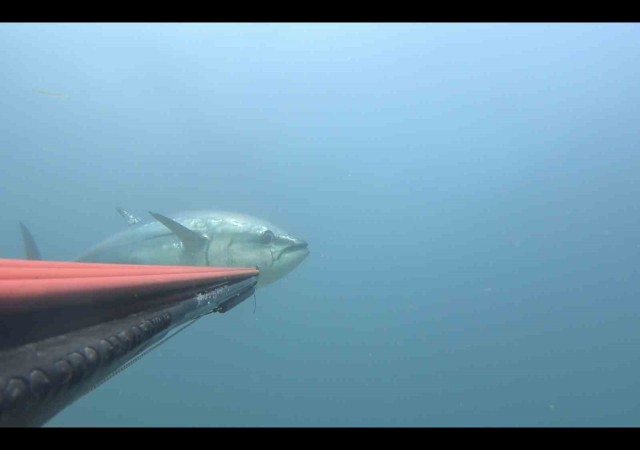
[75,210,310,287]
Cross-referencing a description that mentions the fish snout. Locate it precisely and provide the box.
[291,239,309,251]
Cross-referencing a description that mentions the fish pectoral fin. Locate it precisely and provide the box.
[19,222,42,260]
[148,211,209,253]
[116,207,142,226]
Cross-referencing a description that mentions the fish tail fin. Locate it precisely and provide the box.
[19,222,42,260]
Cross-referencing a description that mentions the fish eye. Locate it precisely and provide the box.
[260,230,275,244]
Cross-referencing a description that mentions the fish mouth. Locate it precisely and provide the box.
[277,241,310,260]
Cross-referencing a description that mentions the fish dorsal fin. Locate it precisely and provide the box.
[149,212,209,253]
[116,207,142,226]
[19,222,42,260]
